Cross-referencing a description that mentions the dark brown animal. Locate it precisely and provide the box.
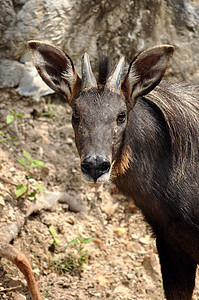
[28,41,199,299]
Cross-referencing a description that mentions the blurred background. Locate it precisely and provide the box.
[0,0,199,99]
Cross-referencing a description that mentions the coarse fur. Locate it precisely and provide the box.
[28,41,199,300]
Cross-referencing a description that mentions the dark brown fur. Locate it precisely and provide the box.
[28,42,199,299]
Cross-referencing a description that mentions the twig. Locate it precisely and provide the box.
[0,285,22,293]
[0,210,43,299]
[0,190,88,300]
[26,191,88,217]
[0,242,43,300]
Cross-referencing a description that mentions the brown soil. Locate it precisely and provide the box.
[0,89,198,300]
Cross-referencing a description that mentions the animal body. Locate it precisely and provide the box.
[28,41,199,299]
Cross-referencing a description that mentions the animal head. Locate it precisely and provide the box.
[28,41,174,186]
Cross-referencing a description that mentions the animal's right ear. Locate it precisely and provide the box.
[27,41,81,105]
[122,45,174,108]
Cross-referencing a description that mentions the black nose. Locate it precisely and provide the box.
[81,156,111,182]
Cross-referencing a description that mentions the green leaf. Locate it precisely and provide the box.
[31,160,45,168]
[26,191,37,198]
[33,183,45,192]
[16,113,23,122]
[49,225,60,245]
[0,138,8,143]
[9,108,15,114]
[23,149,32,161]
[49,239,54,245]
[49,237,60,245]
[82,237,94,244]
[6,114,14,124]
[0,131,5,137]
[18,157,30,168]
[16,184,28,198]
[51,257,58,262]
[77,233,84,243]
[49,225,56,236]
[69,239,79,245]
[25,175,33,180]
[0,131,7,142]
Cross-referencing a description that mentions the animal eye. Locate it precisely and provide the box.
[73,107,80,119]
[117,111,127,124]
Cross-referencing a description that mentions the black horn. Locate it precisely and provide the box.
[81,53,97,91]
[106,56,125,94]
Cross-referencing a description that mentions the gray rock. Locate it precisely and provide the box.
[0,0,198,97]
[0,59,24,88]
[17,62,54,101]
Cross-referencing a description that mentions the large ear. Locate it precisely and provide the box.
[122,45,174,107]
[27,41,81,105]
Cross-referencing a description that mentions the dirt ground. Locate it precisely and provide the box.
[0,89,198,300]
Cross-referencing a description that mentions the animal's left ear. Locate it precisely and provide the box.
[122,45,174,107]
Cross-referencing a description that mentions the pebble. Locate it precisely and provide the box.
[93,238,104,248]
[48,150,58,162]
[139,235,150,245]
[102,201,118,216]
[43,262,49,269]
[132,234,139,240]
[95,274,110,286]
[66,137,73,145]
[12,293,26,300]
[33,268,41,276]
[114,227,127,236]
[0,196,5,206]
[66,216,75,224]
[41,134,50,144]
[62,203,69,211]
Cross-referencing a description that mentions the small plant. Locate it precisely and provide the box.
[0,131,8,143]
[42,100,58,119]
[16,149,45,199]
[49,225,60,246]
[6,108,23,125]
[53,233,94,275]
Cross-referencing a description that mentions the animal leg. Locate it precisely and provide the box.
[156,237,196,300]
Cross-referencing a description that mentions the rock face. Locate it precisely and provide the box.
[0,0,198,97]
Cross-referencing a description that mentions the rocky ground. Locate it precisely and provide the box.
[0,89,198,300]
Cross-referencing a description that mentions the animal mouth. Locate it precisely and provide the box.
[81,170,111,187]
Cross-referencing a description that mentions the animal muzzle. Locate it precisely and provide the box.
[81,155,111,185]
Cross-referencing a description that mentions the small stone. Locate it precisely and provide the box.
[66,216,75,224]
[95,274,110,286]
[41,134,50,144]
[93,238,104,248]
[102,201,118,216]
[114,227,127,237]
[12,293,26,300]
[127,241,146,254]
[62,204,69,211]
[143,252,161,278]
[48,150,58,162]
[33,268,41,276]
[132,234,139,240]
[0,196,5,206]
[66,137,73,145]
[139,235,150,245]
[43,262,49,269]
